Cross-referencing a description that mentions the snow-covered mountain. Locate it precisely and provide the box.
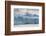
[14,13,39,25]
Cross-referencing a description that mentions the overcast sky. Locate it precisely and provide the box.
[14,8,39,15]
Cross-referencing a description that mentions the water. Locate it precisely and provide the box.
[14,24,39,27]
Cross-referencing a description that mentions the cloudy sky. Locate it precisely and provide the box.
[14,8,39,15]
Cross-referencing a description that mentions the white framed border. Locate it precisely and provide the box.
[11,5,42,31]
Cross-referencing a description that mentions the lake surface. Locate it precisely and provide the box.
[14,24,39,27]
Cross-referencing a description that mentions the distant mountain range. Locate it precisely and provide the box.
[24,14,39,17]
[15,13,39,17]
